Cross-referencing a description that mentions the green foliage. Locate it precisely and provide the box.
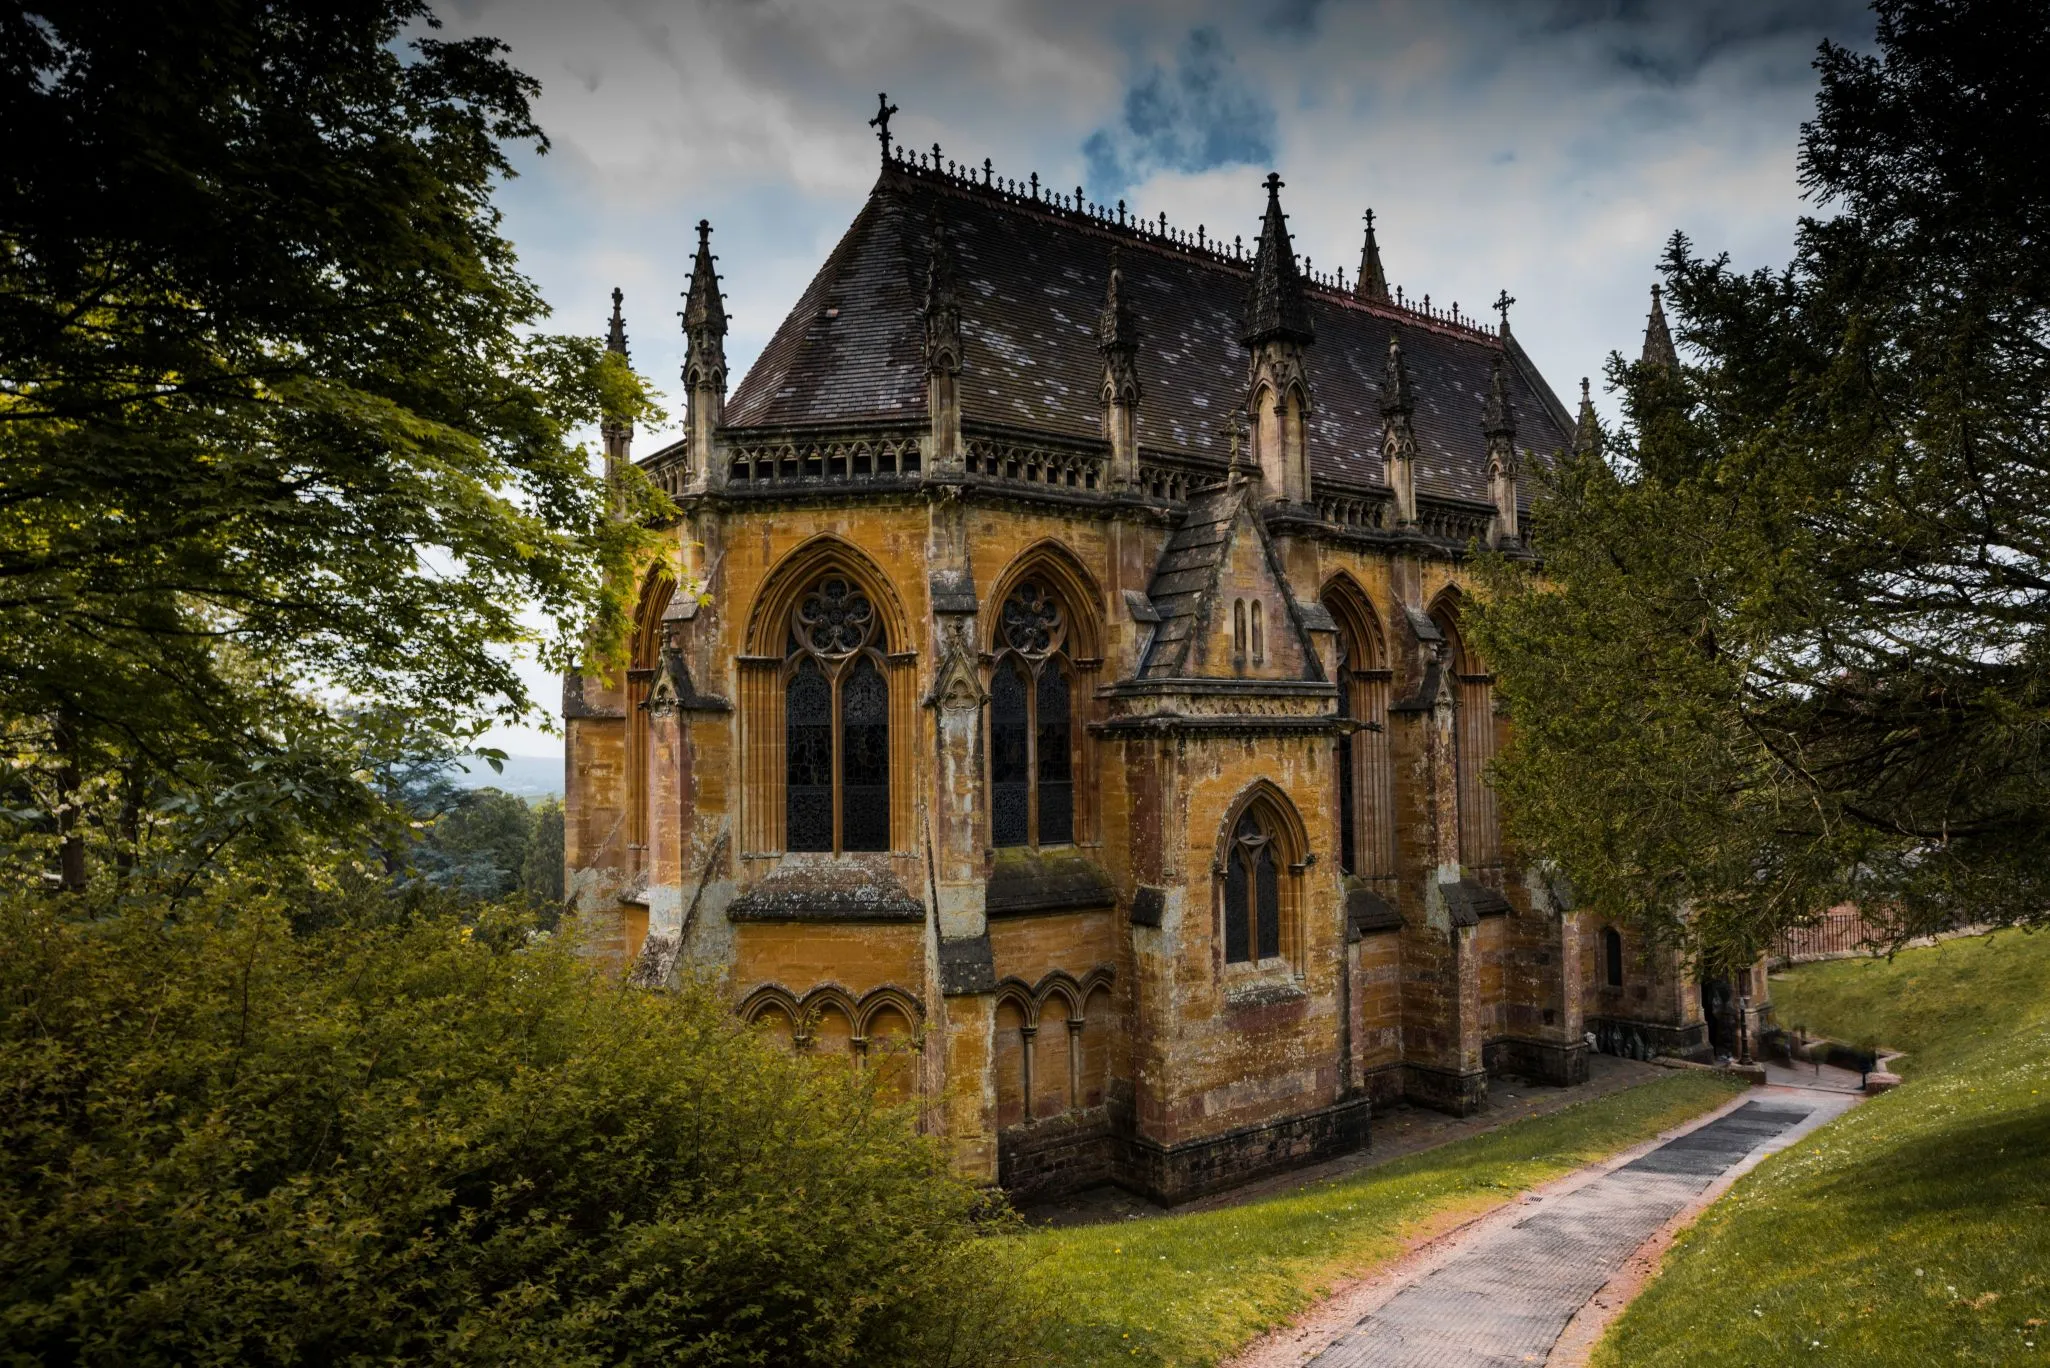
[1595,932,2050,1365]
[521,797,567,909]
[1468,0,2050,964]
[0,1,672,881]
[1023,1072,1742,1366]
[0,890,1035,1367]
[414,787,534,899]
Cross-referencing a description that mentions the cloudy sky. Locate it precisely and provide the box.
[446,0,1875,756]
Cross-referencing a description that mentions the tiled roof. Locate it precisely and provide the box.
[1138,480,1244,678]
[724,167,1575,504]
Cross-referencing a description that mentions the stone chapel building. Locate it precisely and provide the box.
[562,107,1756,1203]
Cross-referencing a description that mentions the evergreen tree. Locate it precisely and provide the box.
[1472,0,2050,963]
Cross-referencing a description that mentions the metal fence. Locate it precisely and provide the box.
[1773,906,1874,963]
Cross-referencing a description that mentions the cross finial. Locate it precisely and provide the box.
[1493,289,1516,332]
[1264,171,1284,199]
[1363,208,1375,230]
[868,92,898,163]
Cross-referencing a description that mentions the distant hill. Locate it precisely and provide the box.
[449,752,562,800]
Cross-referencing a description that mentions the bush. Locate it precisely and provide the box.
[0,892,1032,1366]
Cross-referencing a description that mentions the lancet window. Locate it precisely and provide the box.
[1324,583,1395,886]
[1435,598,1502,881]
[783,576,890,853]
[990,580,1074,848]
[1223,810,1282,964]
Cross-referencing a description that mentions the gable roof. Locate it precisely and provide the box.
[723,162,1576,508]
[1139,480,1243,678]
[1136,476,1321,682]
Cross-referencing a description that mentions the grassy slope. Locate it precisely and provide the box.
[1021,1071,1742,1367]
[1597,931,2050,1366]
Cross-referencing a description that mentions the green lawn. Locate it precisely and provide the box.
[1596,931,2050,1366]
[1020,1071,1743,1367]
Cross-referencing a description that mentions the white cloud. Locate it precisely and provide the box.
[451,0,1873,754]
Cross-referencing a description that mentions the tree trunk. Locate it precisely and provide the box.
[54,710,87,893]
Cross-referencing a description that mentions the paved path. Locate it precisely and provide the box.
[1024,1055,1669,1229]
[1303,1099,1816,1367]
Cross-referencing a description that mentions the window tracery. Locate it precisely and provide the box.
[1223,810,1282,964]
[782,576,890,853]
[989,579,1074,848]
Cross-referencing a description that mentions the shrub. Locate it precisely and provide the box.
[0,892,1031,1366]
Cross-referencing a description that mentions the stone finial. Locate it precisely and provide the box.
[1355,208,1390,303]
[1381,332,1418,525]
[1575,377,1602,458]
[682,221,728,484]
[606,286,629,358]
[602,288,633,498]
[868,92,898,165]
[1098,247,1142,403]
[1484,352,1520,546]
[923,212,962,378]
[1240,172,1315,348]
[923,209,965,472]
[1224,415,1255,474]
[1381,332,1415,417]
[1100,247,1143,487]
[683,219,727,389]
[1482,352,1516,442]
[1641,282,1678,369]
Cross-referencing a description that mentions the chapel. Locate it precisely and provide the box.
[561,100,1761,1202]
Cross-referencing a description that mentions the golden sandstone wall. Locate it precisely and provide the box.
[560,152,1741,1203]
[563,471,1662,1201]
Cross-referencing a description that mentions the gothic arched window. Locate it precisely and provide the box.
[1223,810,1281,964]
[990,580,1074,848]
[784,576,890,853]
[1335,631,1357,875]
[1324,583,1395,887]
[1604,927,1625,989]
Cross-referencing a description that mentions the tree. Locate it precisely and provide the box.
[414,787,533,900]
[0,891,1035,1366]
[1470,0,2050,964]
[521,796,566,911]
[0,1,668,885]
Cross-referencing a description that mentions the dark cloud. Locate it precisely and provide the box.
[426,0,1883,755]
[1505,0,1873,87]
[1263,0,1326,37]
[1083,27,1275,196]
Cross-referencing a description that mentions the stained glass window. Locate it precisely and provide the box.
[1255,840,1280,959]
[1336,637,1356,875]
[1226,809,1282,965]
[989,579,1077,849]
[1036,666,1072,846]
[1224,844,1250,963]
[781,575,889,854]
[841,654,889,851]
[786,657,833,851]
[990,661,1030,847]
